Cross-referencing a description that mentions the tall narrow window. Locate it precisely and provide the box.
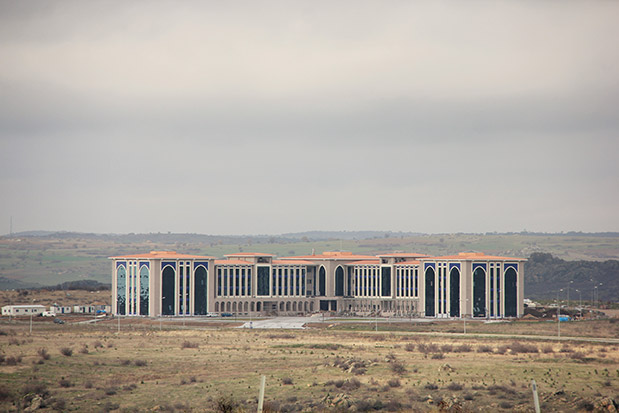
[194,266,207,315]
[473,267,486,317]
[425,267,435,317]
[449,268,460,317]
[139,265,149,316]
[117,266,126,315]
[162,266,175,315]
[504,268,517,317]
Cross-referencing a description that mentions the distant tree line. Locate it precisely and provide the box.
[39,280,111,291]
[525,253,618,302]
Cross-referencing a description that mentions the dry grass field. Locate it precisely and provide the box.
[1,318,617,412]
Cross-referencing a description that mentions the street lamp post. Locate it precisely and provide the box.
[575,289,582,318]
[567,281,573,308]
[557,288,563,338]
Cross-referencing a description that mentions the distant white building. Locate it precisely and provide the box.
[2,305,46,316]
[73,305,95,314]
[50,305,72,314]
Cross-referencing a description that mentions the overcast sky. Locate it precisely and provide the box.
[1,1,618,236]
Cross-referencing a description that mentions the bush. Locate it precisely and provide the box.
[447,382,464,391]
[79,346,89,354]
[495,346,508,355]
[542,345,554,354]
[404,343,416,352]
[60,347,73,357]
[84,381,93,389]
[424,383,438,390]
[342,378,361,391]
[282,377,294,385]
[5,356,22,365]
[215,395,237,413]
[454,344,472,353]
[463,393,474,401]
[0,385,12,401]
[431,353,445,360]
[134,359,147,367]
[440,344,453,353]
[509,342,538,354]
[93,341,103,349]
[477,345,493,353]
[570,351,586,361]
[181,341,199,349]
[37,348,50,360]
[120,359,131,366]
[59,378,72,388]
[390,361,407,375]
[499,401,513,409]
[387,378,401,388]
[104,387,117,396]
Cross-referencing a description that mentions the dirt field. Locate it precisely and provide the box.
[1,318,617,412]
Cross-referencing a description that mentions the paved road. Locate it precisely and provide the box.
[239,315,321,329]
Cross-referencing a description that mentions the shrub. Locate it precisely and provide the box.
[282,377,294,385]
[102,401,120,412]
[351,367,367,375]
[79,346,89,354]
[0,385,12,401]
[59,378,72,388]
[454,344,472,353]
[424,383,438,390]
[496,346,508,355]
[92,341,103,349]
[134,359,147,367]
[463,393,474,401]
[560,345,573,353]
[181,341,199,349]
[84,381,93,389]
[51,397,67,411]
[431,353,445,360]
[542,345,554,354]
[387,378,401,388]
[570,351,586,361]
[123,384,137,391]
[342,378,361,391]
[390,361,407,375]
[37,348,50,360]
[477,345,493,353]
[120,359,131,366]
[104,387,117,396]
[447,382,464,391]
[509,342,538,354]
[5,356,21,365]
[60,347,73,357]
[499,401,513,409]
[440,344,453,353]
[404,343,416,352]
[215,395,237,413]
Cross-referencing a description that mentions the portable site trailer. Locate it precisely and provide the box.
[50,305,72,314]
[1,305,46,316]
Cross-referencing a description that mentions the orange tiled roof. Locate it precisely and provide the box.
[215,259,252,265]
[281,251,377,261]
[394,260,421,266]
[424,252,526,261]
[348,260,381,265]
[272,259,317,265]
[110,251,215,260]
[377,253,429,258]
[224,253,275,257]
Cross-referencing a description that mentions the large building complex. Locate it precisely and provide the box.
[110,250,525,319]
